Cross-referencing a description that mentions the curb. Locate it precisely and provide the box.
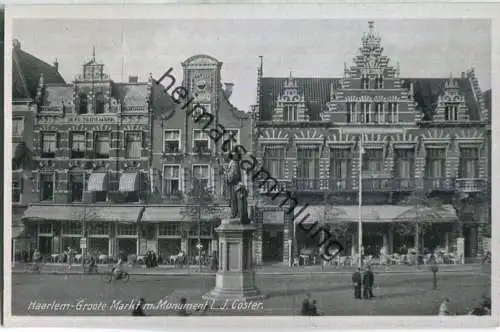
[12,269,482,276]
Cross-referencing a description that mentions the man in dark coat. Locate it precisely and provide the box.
[363,266,374,299]
[351,268,362,299]
[300,293,312,315]
[132,298,146,316]
[430,255,439,290]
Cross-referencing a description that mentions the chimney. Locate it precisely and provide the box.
[53,59,59,71]
[129,76,138,83]
[224,83,234,99]
[12,39,21,49]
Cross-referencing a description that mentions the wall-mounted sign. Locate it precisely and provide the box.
[65,116,119,124]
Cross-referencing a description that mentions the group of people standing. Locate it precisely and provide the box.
[351,265,375,300]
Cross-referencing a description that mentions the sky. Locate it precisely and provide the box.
[13,19,490,111]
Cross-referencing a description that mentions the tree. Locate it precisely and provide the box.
[180,176,222,270]
[74,205,98,268]
[394,192,450,254]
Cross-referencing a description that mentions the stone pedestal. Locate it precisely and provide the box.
[203,218,265,301]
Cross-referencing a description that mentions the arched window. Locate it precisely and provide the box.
[79,93,88,114]
[95,93,105,114]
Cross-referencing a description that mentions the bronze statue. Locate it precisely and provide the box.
[224,152,242,219]
[236,182,249,224]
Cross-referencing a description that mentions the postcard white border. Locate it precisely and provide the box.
[3,3,499,329]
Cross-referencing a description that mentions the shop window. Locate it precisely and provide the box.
[188,222,212,237]
[88,222,109,235]
[158,223,181,236]
[117,224,137,236]
[62,222,82,235]
[39,221,52,234]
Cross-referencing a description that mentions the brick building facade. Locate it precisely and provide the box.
[252,22,491,265]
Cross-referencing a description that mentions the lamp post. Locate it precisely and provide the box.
[358,136,365,268]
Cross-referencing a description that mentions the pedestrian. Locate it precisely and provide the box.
[362,265,374,299]
[351,268,362,299]
[132,298,146,316]
[310,300,322,316]
[300,293,312,315]
[152,251,158,267]
[438,298,451,315]
[430,256,439,290]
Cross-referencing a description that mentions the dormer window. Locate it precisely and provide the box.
[445,103,459,121]
[375,76,383,89]
[283,104,298,121]
[361,76,369,89]
[79,93,88,114]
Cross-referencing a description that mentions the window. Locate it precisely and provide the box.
[361,76,369,89]
[263,146,285,179]
[164,130,181,154]
[71,132,86,158]
[70,173,86,202]
[375,76,384,89]
[330,148,351,188]
[88,222,109,235]
[95,191,107,202]
[193,130,209,154]
[79,93,88,114]
[12,118,24,137]
[192,165,210,188]
[159,223,181,236]
[362,149,383,174]
[425,148,446,178]
[374,103,383,123]
[117,224,137,236]
[445,103,459,121]
[40,173,54,201]
[360,103,371,123]
[459,147,479,178]
[95,92,105,114]
[346,103,355,123]
[297,148,320,189]
[39,221,52,234]
[386,103,398,123]
[62,222,82,235]
[94,132,110,158]
[189,222,212,237]
[395,149,415,178]
[125,132,142,159]
[12,175,22,202]
[41,132,57,158]
[163,165,181,195]
[222,129,240,153]
[283,104,298,121]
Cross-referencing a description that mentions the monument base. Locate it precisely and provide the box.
[203,218,266,302]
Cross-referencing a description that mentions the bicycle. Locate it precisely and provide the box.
[24,262,41,273]
[103,268,130,283]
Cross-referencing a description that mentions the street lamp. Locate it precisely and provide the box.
[358,136,365,268]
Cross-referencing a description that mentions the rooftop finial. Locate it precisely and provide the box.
[368,21,375,34]
[289,71,293,78]
[92,46,95,61]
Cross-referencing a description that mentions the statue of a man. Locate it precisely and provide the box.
[236,182,249,224]
[224,152,242,219]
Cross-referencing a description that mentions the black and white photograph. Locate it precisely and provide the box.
[3,6,495,329]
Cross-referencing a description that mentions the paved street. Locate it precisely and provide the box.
[12,266,490,316]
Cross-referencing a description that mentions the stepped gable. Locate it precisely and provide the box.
[12,39,65,100]
[260,77,340,121]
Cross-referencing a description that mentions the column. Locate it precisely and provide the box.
[388,228,394,254]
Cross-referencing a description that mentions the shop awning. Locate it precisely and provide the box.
[294,205,457,224]
[87,173,109,192]
[263,210,285,225]
[22,205,143,223]
[142,207,192,222]
[119,173,140,192]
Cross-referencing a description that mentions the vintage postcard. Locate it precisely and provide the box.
[3,3,498,330]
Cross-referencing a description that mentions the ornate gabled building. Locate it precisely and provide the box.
[20,50,173,258]
[149,54,253,258]
[11,39,66,258]
[252,21,490,265]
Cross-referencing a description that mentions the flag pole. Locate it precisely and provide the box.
[358,135,364,268]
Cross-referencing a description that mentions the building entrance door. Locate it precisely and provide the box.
[262,226,283,262]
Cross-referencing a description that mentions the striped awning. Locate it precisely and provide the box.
[22,205,143,223]
[293,205,458,224]
[119,173,140,192]
[87,173,109,192]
